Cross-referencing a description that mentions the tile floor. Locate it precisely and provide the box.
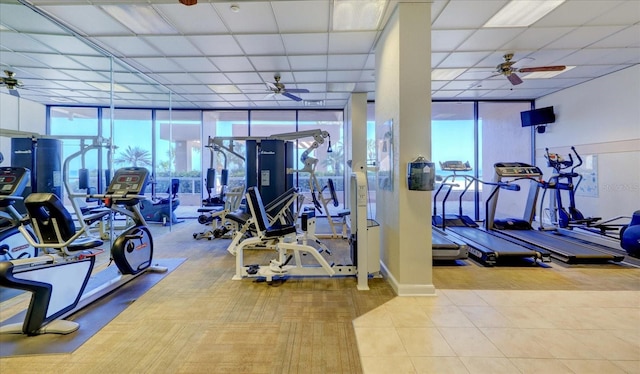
[354,289,640,374]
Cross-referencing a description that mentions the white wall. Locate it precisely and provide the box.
[0,93,47,166]
[535,65,640,221]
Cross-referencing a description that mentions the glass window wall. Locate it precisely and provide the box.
[431,102,476,221]
[478,101,532,220]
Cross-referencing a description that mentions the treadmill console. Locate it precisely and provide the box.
[0,167,30,197]
[439,161,472,172]
[106,167,149,196]
[494,162,542,178]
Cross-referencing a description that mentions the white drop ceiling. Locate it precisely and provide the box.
[0,0,638,109]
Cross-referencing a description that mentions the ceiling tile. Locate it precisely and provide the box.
[359,70,375,81]
[142,36,202,57]
[224,72,263,85]
[174,93,222,102]
[216,93,250,102]
[131,57,183,73]
[248,56,291,73]
[122,84,166,94]
[519,77,585,89]
[546,26,627,49]
[329,32,376,54]
[169,85,216,95]
[0,52,49,69]
[457,29,526,52]
[214,2,278,33]
[154,3,228,34]
[536,1,625,27]
[21,53,87,70]
[289,55,328,71]
[431,52,449,68]
[432,0,507,29]
[295,83,327,93]
[236,34,285,55]
[591,25,640,48]
[562,48,640,65]
[0,32,57,53]
[431,30,475,52]
[585,1,638,26]
[439,51,491,68]
[364,54,375,69]
[40,5,132,35]
[500,27,574,51]
[328,54,369,70]
[282,34,329,54]
[272,1,329,33]
[293,71,327,83]
[92,36,160,57]
[30,34,102,55]
[327,70,361,82]
[211,56,254,72]
[69,55,113,71]
[0,3,67,34]
[189,72,232,85]
[354,82,375,92]
[152,72,202,85]
[171,57,219,73]
[187,35,244,56]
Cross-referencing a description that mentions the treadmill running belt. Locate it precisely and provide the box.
[450,226,538,257]
[498,229,623,261]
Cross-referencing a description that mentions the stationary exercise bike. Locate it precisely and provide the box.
[0,167,166,336]
[0,167,38,261]
[140,177,181,225]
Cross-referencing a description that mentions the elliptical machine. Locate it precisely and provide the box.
[539,146,598,229]
[0,167,167,336]
[0,167,38,261]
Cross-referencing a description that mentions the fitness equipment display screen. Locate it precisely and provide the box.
[0,167,29,196]
[106,168,149,196]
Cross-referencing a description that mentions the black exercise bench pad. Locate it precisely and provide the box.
[0,258,185,357]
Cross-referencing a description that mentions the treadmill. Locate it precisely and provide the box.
[432,226,468,261]
[486,162,624,264]
[432,161,549,266]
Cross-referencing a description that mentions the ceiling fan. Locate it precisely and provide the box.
[494,53,566,85]
[265,74,309,102]
[0,70,23,97]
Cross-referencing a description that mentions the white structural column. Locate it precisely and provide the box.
[375,2,434,295]
[344,92,375,207]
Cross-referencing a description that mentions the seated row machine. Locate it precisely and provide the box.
[232,187,354,282]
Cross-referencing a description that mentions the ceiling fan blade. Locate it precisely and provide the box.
[507,73,523,85]
[264,93,276,100]
[282,92,302,102]
[8,89,20,97]
[284,88,309,93]
[266,82,278,90]
[518,65,566,73]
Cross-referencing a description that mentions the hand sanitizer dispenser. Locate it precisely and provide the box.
[407,156,435,191]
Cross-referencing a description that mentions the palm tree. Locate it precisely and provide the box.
[114,146,152,167]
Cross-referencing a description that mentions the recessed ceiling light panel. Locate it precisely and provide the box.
[484,0,565,28]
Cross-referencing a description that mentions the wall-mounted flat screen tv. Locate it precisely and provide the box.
[521,106,555,127]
